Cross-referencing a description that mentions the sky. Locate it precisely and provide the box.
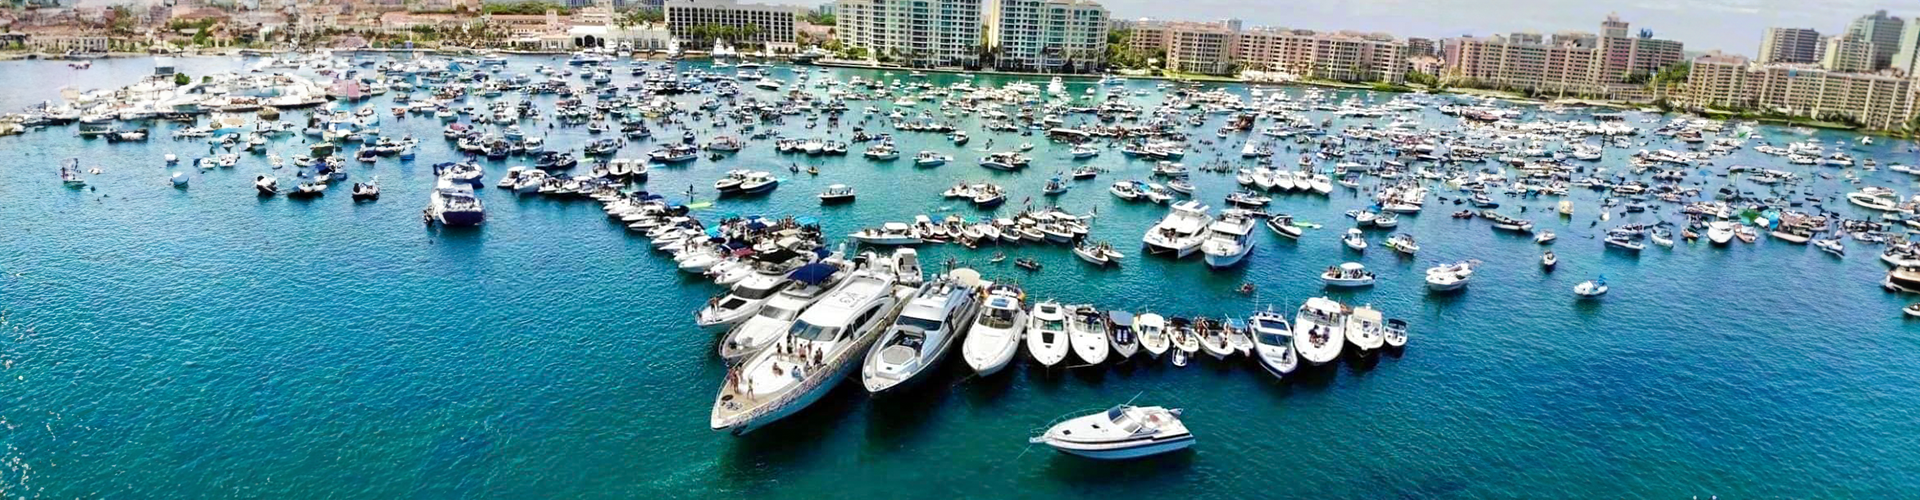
[789,0,1920,56]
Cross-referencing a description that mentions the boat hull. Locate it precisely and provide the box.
[1045,435,1195,460]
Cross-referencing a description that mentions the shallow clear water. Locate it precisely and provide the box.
[2,55,1918,498]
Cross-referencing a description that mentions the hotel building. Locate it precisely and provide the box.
[662,0,801,49]
[835,0,987,67]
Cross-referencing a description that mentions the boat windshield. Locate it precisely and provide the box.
[979,307,1018,329]
[894,315,943,333]
[1106,407,1143,433]
[1258,332,1289,345]
[1038,318,1065,332]
[733,284,783,300]
[787,320,843,342]
[758,305,799,321]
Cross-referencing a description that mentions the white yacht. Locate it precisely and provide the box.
[961,284,1028,376]
[1029,405,1194,460]
[1248,308,1296,378]
[1343,304,1385,352]
[1293,297,1346,365]
[694,273,792,327]
[716,261,846,361]
[1424,261,1474,292]
[710,260,913,435]
[1067,305,1109,365]
[861,270,984,394]
[1141,201,1215,258]
[1025,300,1071,367]
[1706,220,1736,245]
[1135,313,1170,358]
[1199,209,1258,269]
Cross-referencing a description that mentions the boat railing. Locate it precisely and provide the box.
[726,291,909,424]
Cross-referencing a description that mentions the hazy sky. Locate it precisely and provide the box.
[790,0,1918,55]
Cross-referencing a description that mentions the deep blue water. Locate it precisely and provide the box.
[2,55,1919,498]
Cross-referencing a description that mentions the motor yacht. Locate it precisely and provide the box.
[1025,301,1071,367]
[1425,261,1474,292]
[1248,308,1296,378]
[1029,405,1193,460]
[1343,305,1385,353]
[861,270,984,394]
[961,284,1028,376]
[1135,313,1170,358]
[1106,311,1138,359]
[1141,201,1215,258]
[1293,297,1346,365]
[1200,209,1258,269]
[695,273,793,327]
[717,261,847,361]
[710,259,912,435]
[1067,305,1109,365]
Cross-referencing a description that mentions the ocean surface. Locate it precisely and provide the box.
[2,55,1918,498]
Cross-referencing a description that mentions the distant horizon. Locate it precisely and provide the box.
[65,0,1914,58]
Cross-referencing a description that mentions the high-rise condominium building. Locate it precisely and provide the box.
[1846,10,1905,71]
[987,0,1109,72]
[835,0,986,67]
[1759,27,1823,64]
[662,0,801,48]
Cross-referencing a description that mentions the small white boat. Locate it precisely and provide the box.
[1322,262,1375,288]
[1025,301,1071,367]
[1425,261,1473,292]
[1029,405,1193,460]
[1535,230,1556,244]
[1066,305,1109,365]
[1574,277,1609,298]
[1248,308,1295,378]
[818,184,856,204]
[1341,228,1367,252]
[170,172,189,188]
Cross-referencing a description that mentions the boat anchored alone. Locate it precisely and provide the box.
[1028,404,1194,460]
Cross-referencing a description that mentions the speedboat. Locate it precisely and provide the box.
[1025,301,1071,367]
[695,273,793,327]
[1574,277,1609,298]
[1248,308,1296,378]
[1815,237,1846,257]
[1322,262,1375,287]
[1542,251,1558,270]
[1107,311,1138,359]
[913,150,951,167]
[1535,230,1557,245]
[1266,214,1303,239]
[961,284,1028,376]
[1604,235,1645,252]
[1706,221,1736,245]
[1425,261,1473,292]
[819,184,856,204]
[1341,228,1367,252]
[1029,405,1193,460]
[1383,319,1409,348]
[254,175,278,196]
[350,177,380,201]
[1066,305,1109,365]
[1293,297,1345,365]
[862,270,983,394]
[1135,313,1170,359]
[1384,234,1419,255]
[1343,305,1385,353]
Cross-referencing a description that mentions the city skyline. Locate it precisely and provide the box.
[786,0,1904,56]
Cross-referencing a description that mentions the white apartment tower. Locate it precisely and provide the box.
[836,0,987,67]
[986,0,1110,72]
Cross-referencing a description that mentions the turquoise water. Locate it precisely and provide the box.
[2,55,1918,498]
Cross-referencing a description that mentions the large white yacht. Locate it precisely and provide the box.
[1293,297,1346,365]
[1248,308,1296,379]
[1200,209,1258,269]
[961,284,1028,376]
[716,260,847,362]
[710,254,917,435]
[694,273,791,327]
[1141,201,1215,258]
[1025,300,1071,367]
[861,270,984,394]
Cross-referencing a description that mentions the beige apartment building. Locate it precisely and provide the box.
[1234,28,1409,83]
[1441,15,1684,96]
[1166,24,1234,74]
[1685,54,1918,130]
